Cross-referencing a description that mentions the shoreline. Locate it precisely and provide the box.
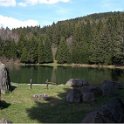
[42,63,124,69]
[5,61,124,70]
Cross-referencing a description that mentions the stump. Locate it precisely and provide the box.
[0,62,11,94]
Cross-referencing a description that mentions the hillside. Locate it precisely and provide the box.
[0,11,124,65]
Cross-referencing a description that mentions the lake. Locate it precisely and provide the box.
[7,64,124,85]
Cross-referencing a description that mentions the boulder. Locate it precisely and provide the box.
[113,81,124,89]
[82,98,124,123]
[100,98,124,122]
[82,85,102,97]
[66,89,82,103]
[66,79,89,88]
[0,62,11,94]
[100,80,117,96]
[82,91,95,102]
[81,86,95,102]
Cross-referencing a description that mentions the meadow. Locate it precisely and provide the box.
[0,83,124,123]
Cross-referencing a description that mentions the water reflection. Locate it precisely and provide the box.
[50,66,57,83]
[7,65,124,85]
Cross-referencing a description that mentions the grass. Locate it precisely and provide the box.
[0,83,124,123]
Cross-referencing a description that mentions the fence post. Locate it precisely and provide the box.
[30,78,32,89]
[46,79,49,90]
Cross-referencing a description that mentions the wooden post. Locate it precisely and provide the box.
[30,78,32,89]
[46,79,49,90]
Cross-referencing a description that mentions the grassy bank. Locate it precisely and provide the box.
[0,83,124,123]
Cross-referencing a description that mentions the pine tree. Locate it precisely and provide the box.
[38,40,45,63]
[27,37,38,63]
[21,47,28,63]
[44,37,53,63]
[56,37,71,64]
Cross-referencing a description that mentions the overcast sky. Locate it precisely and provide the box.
[0,0,124,29]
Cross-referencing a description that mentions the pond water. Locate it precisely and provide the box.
[7,64,124,85]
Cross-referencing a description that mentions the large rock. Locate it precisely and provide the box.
[82,91,95,102]
[81,86,96,102]
[82,98,124,123]
[0,62,11,94]
[113,81,124,89]
[82,85,102,97]
[66,89,82,103]
[66,87,96,103]
[100,80,117,96]
[66,79,89,88]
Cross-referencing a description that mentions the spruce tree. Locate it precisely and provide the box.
[38,40,45,63]
[44,37,53,63]
[56,37,71,64]
[27,37,38,63]
[21,47,28,63]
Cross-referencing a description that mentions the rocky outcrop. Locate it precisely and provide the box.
[0,62,11,94]
[100,80,122,96]
[66,79,98,103]
[82,98,124,123]
[81,86,99,102]
[82,86,102,97]
[82,91,95,102]
[66,79,89,88]
[66,79,123,104]
[66,89,82,103]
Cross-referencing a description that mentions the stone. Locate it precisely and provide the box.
[82,85,102,97]
[100,80,117,96]
[81,86,95,102]
[81,86,102,102]
[113,81,124,89]
[32,94,49,100]
[66,89,82,103]
[66,79,89,88]
[101,98,124,122]
[82,98,124,123]
[82,91,95,102]
[0,62,11,94]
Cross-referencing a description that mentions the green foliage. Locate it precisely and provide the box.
[0,12,124,65]
[56,37,71,64]
[38,40,45,64]
[44,37,53,63]
[0,39,17,59]
[21,48,28,63]
[27,37,38,63]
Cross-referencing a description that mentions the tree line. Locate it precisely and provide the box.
[0,11,124,65]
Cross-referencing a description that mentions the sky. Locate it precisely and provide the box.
[0,0,124,29]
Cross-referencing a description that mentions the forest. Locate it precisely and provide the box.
[0,11,124,65]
